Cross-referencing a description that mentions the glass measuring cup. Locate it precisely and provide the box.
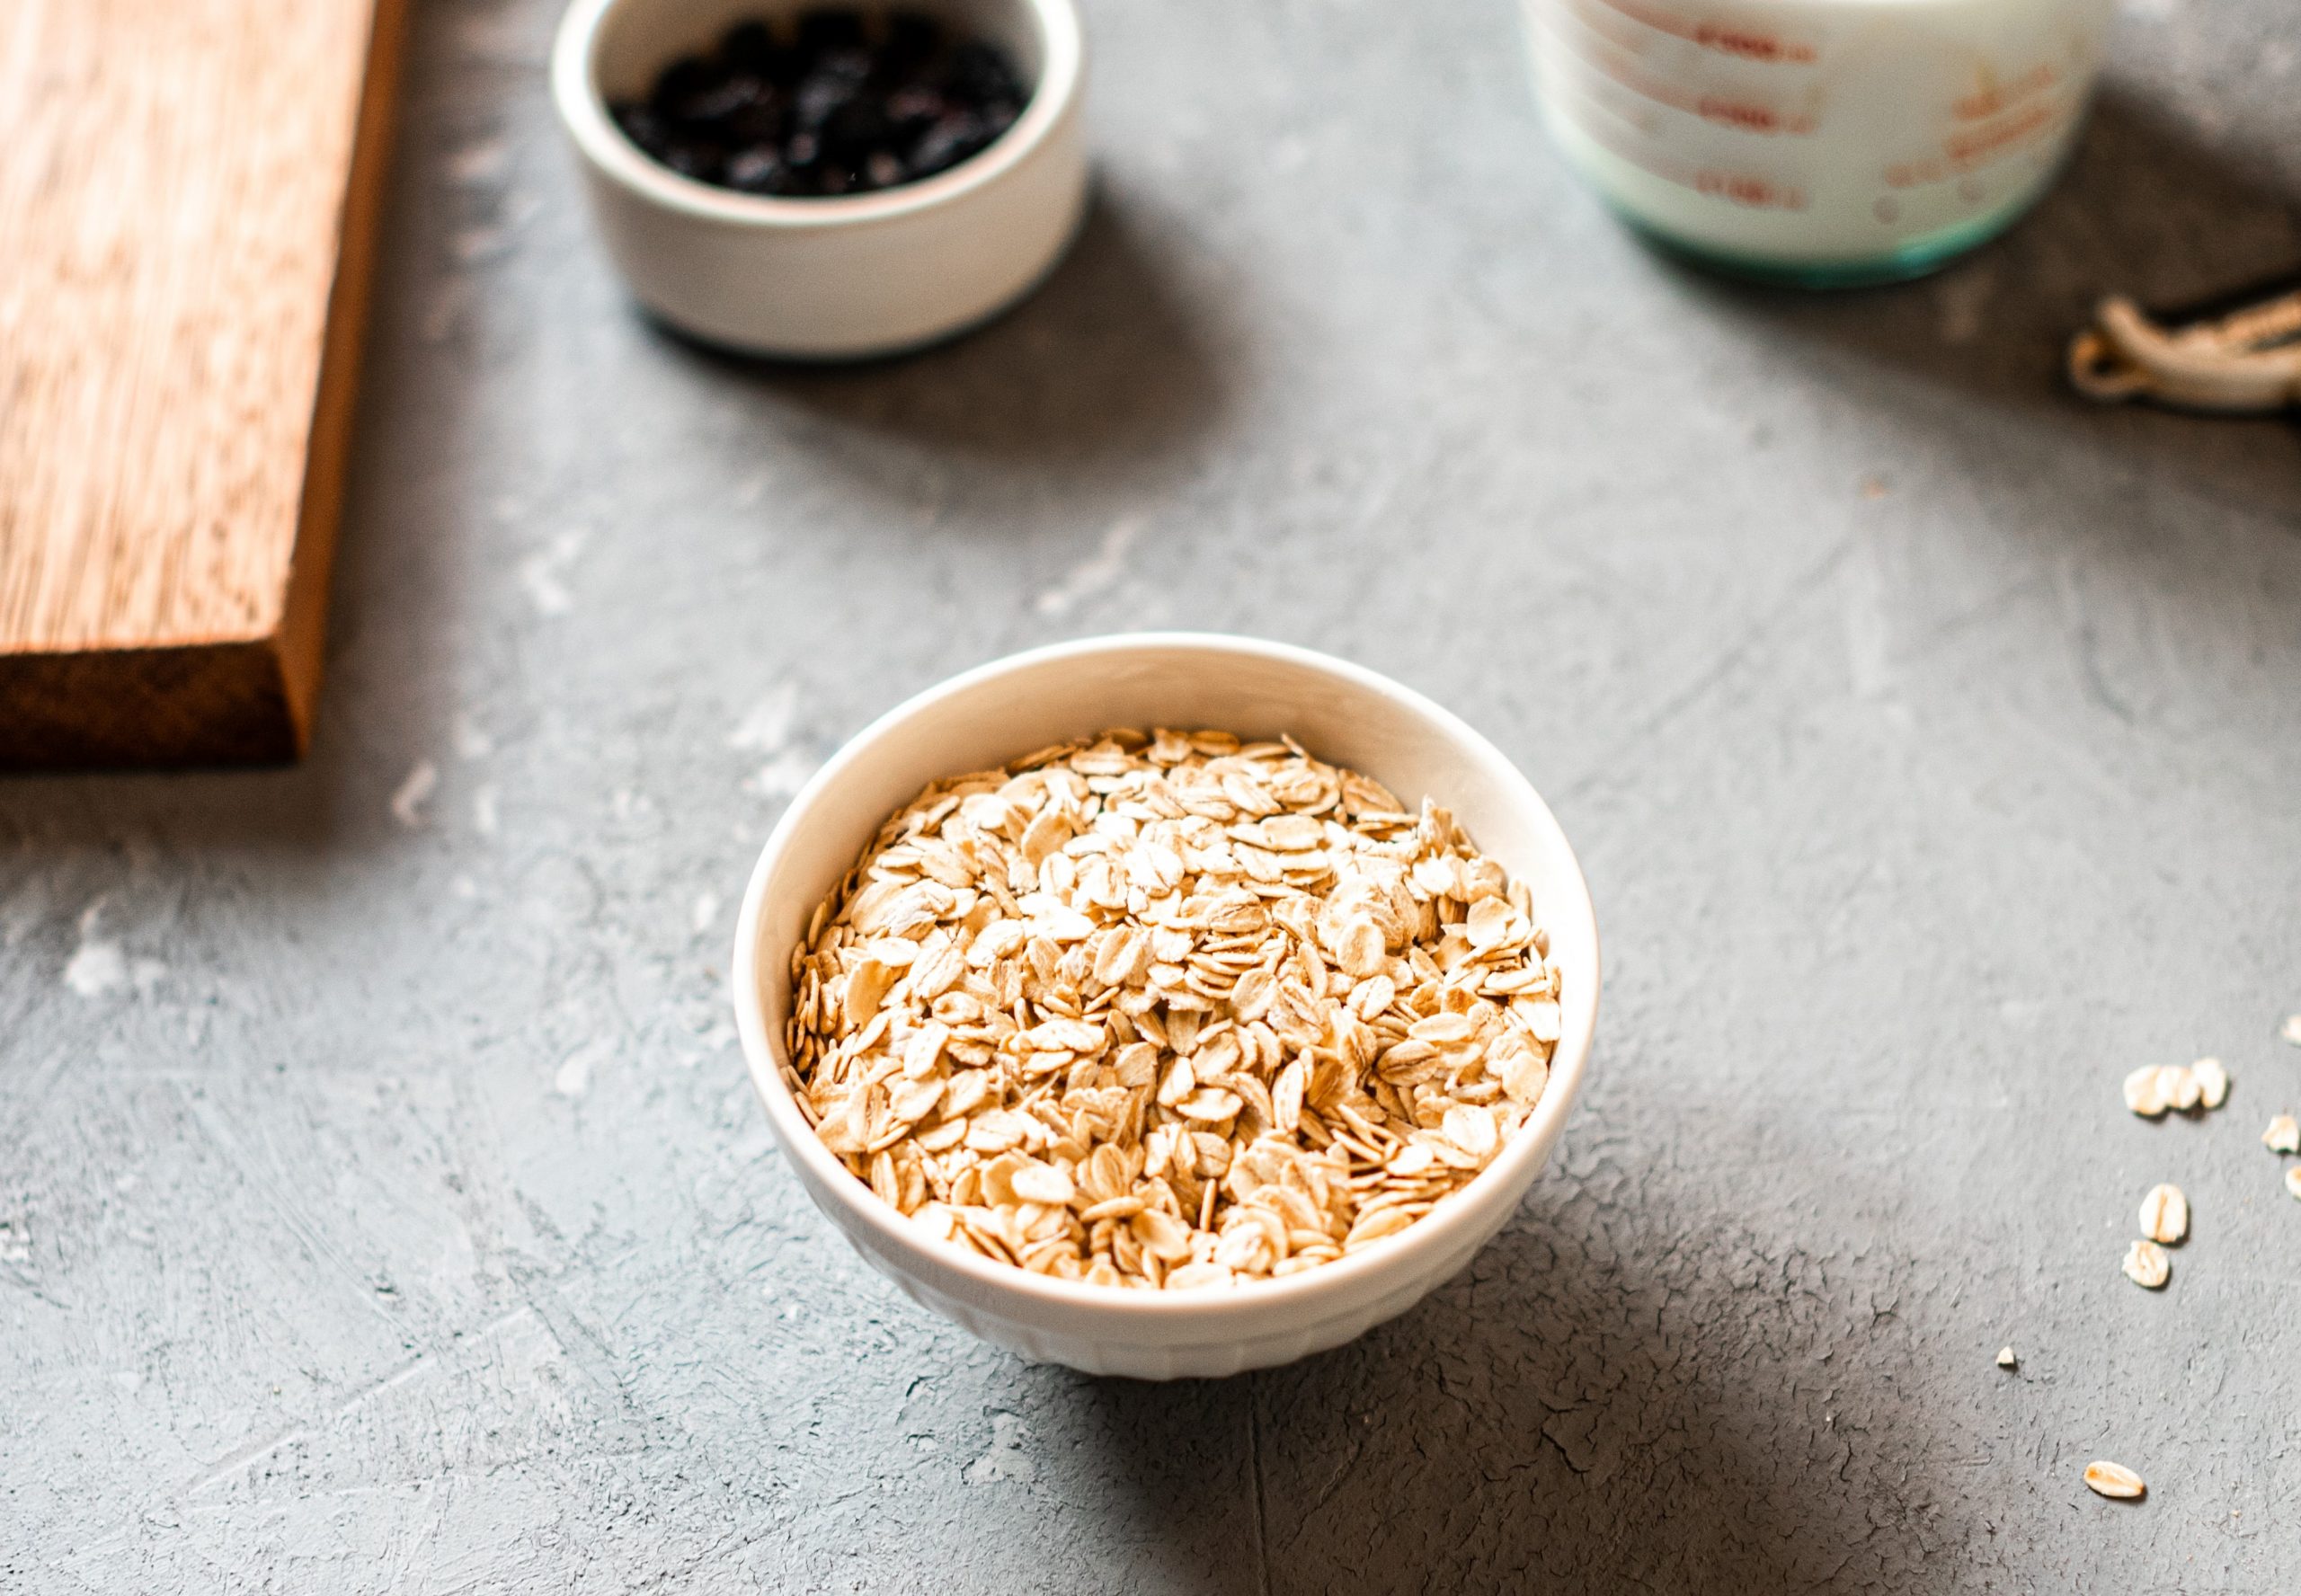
[1523,0,2119,287]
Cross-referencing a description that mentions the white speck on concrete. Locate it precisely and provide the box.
[964,1412,1036,1485]
[391,761,440,828]
[448,195,539,267]
[692,891,721,935]
[555,1041,609,1098]
[63,902,143,999]
[473,785,501,838]
[446,134,511,186]
[520,532,584,617]
[749,749,820,803]
[450,223,511,265]
[451,874,481,900]
[64,940,128,998]
[454,714,496,759]
[730,681,802,752]
[1034,514,1143,616]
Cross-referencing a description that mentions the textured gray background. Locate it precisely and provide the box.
[5,0,2301,1590]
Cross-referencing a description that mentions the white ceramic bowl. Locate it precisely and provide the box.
[552,0,1088,358]
[731,634,1601,1379]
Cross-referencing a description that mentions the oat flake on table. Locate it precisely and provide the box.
[2137,1184,2188,1245]
[783,727,1563,1290]
[2121,1237,2171,1290]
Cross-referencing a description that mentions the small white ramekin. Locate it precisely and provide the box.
[551,0,1088,358]
[731,634,1602,1379]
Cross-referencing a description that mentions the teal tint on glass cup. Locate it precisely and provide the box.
[1522,0,2118,288]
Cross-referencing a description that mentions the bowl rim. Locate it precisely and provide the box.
[550,0,1085,230]
[730,632,1601,1323]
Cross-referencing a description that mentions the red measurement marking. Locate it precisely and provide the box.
[1694,20,1814,64]
[1697,94,1814,134]
[1551,0,1815,134]
[1590,0,1818,65]
[1694,169,1808,209]
[1945,102,2054,165]
[1551,64,1808,208]
[1952,64,2057,123]
[1886,98,2064,187]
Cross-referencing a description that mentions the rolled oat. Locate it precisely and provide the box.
[783,728,1561,1290]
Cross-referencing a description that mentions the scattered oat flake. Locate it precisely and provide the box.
[2137,1184,2188,1245]
[2121,1238,2170,1290]
[1995,1345,2017,1370]
[2280,1014,2301,1048]
[2122,1065,2171,1118]
[783,727,1562,1291]
[2264,1114,2299,1155]
[2083,1460,2146,1501]
[2190,1057,2228,1110]
[2288,1166,2301,1201]
[2165,1063,2203,1113]
[389,760,439,827]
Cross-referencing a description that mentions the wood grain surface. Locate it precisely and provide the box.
[0,0,405,767]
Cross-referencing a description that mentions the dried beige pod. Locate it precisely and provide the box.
[2122,1065,2170,1118]
[2083,1460,2146,1501]
[2281,1014,2301,1048]
[2190,1057,2229,1110]
[2137,1184,2188,1246]
[2265,1114,2301,1155]
[2121,1238,2171,1290]
[2288,1166,2301,1202]
[1994,1346,2018,1370]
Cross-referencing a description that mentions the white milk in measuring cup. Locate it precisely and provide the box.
[1523,0,2117,284]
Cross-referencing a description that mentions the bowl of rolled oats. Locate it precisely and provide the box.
[731,634,1599,1379]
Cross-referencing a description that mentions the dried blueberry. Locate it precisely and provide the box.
[795,8,867,55]
[881,12,943,71]
[908,111,993,179]
[885,84,947,133]
[618,10,1030,200]
[943,40,1020,103]
[661,138,727,183]
[651,54,729,120]
[793,52,870,135]
[611,102,678,162]
[722,20,778,71]
[724,146,794,195]
[820,97,895,164]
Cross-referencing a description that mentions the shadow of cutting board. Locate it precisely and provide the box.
[0,0,409,768]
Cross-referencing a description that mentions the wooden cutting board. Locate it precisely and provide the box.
[0,0,408,767]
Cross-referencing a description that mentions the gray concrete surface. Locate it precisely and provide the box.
[6,0,2301,1589]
